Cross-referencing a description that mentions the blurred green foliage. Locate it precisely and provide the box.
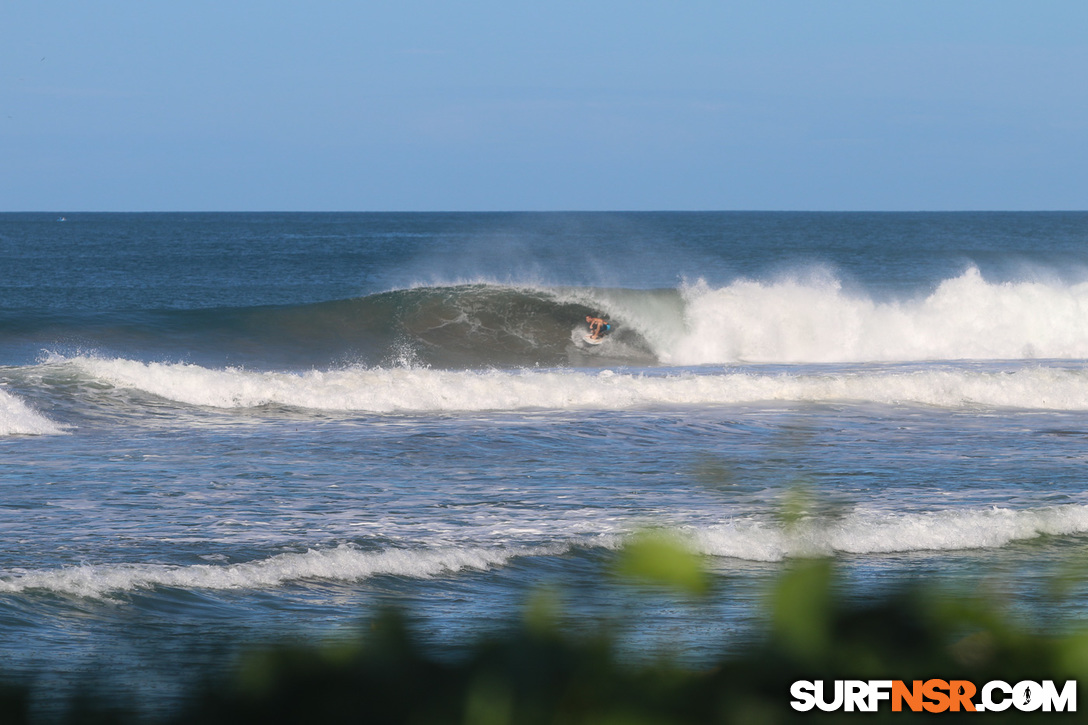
[5,537,1088,724]
[613,529,710,597]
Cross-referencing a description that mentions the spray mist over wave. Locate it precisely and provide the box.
[36,354,1088,413]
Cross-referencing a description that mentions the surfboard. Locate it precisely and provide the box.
[583,334,604,345]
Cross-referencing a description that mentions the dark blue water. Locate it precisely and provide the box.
[3,212,1088,718]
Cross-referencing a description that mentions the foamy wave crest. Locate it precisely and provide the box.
[666,268,1088,364]
[687,505,1088,562]
[56,356,1088,412]
[0,544,557,599]
[0,387,63,435]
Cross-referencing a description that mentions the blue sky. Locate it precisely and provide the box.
[2,1,1086,211]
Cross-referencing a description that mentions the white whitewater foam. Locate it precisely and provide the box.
[687,504,1088,562]
[0,544,562,599]
[663,269,1088,364]
[4,505,1085,598]
[55,355,1088,412]
[0,387,63,436]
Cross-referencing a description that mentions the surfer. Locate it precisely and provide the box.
[585,315,611,340]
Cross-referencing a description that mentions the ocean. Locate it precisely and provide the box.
[3,211,1088,716]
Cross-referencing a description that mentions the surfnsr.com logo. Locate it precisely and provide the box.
[790,680,1076,713]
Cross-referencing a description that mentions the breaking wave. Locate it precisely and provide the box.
[36,355,1088,413]
[0,387,63,436]
[4,504,1086,598]
[668,267,1088,364]
[7,268,1088,369]
[686,504,1088,562]
[0,544,562,599]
